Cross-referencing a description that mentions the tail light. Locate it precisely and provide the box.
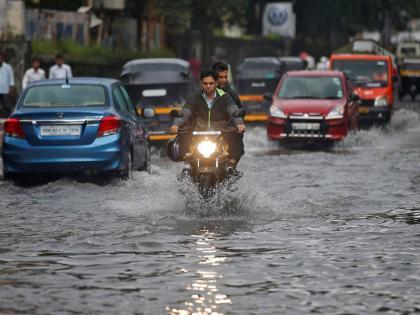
[4,118,25,138]
[97,116,121,137]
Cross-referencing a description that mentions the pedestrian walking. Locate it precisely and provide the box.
[22,57,46,89]
[0,51,15,117]
[49,54,73,79]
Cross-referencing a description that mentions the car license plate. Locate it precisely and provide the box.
[292,123,320,131]
[40,125,82,136]
[358,107,370,114]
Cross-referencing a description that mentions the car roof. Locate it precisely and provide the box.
[330,54,391,61]
[121,58,190,76]
[241,57,281,64]
[278,56,303,62]
[28,77,119,87]
[403,58,420,64]
[285,70,345,77]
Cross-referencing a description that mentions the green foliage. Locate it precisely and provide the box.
[155,0,249,32]
[32,39,176,64]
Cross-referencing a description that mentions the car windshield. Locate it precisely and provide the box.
[22,84,107,107]
[124,83,189,107]
[278,76,344,99]
[332,60,389,86]
[402,62,420,71]
[401,47,417,55]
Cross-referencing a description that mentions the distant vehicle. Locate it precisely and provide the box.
[2,78,153,180]
[398,58,420,101]
[278,56,307,71]
[266,71,359,143]
[330,54,395,123]
[235,57,284,122]
[121,58,197,142]
[397,42,420,60]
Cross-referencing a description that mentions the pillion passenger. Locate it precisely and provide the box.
[212,61,245,169]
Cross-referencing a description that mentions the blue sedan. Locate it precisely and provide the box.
[2,77,153,180]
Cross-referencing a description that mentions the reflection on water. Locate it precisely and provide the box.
[167,230,231,315]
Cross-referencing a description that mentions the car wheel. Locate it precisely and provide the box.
[3,169,17,182]
[120,151,133,180]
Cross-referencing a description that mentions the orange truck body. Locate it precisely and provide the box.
[329,54,394,122]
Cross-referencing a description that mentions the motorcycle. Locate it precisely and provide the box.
[170,109,246,199]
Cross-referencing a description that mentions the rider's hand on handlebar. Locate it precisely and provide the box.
[170,125,179,134]
[237,124,246,133]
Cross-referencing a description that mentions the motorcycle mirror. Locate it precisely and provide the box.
[170,109,183,118]
[233,108,246,118]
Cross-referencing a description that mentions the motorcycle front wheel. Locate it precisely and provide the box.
[198,173,215,200]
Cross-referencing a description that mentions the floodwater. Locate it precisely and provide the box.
[0,101,420,314]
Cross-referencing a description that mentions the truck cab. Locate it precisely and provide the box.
[330,54,394,123]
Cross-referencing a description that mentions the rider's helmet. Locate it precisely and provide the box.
[167,137,180,162]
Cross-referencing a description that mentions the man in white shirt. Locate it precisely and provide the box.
[49,54,73,79]
[0,51,15,117]
[22,57,46,89]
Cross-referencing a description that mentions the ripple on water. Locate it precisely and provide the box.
[1,109,420,314]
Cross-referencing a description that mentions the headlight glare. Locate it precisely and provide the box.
[326,105,345,120]
[197,140,217,158]
[270,106,287,118]
[374,96,387,107]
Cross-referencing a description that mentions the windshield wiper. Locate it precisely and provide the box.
[324,96,341,99]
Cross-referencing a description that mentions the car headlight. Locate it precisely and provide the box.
[326,105,345,120]
[197,140,217,158]
[374,96,387,107]
[270,106,287,118]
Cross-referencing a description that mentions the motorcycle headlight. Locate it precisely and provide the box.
[326,105,345,120]
[197,140,217,158]
[270,106,287,118]
[374,96,387,107]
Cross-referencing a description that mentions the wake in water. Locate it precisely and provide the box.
[336,108,420,150]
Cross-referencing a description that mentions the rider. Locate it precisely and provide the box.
[212,61,245,168]
[169,68,245,172]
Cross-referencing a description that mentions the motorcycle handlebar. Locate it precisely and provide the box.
[175,128,243,135]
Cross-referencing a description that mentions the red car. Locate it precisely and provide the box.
[267,70,359,142]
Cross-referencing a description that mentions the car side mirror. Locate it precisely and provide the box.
[233,108,246,118]
[264,93,273,101]
[142,107,155,118]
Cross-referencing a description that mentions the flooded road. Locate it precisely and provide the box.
[1,101,420,314]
